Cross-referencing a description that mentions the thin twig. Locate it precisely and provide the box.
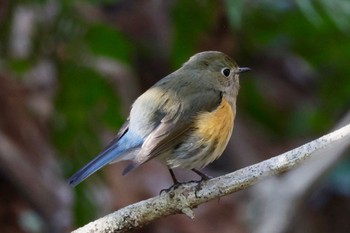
[72,124,350,233]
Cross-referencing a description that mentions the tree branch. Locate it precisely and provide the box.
[249,113,350,233]
[72,124,350,233]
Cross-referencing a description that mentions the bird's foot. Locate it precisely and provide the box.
[192,169,213,198]
[159,182,182,195]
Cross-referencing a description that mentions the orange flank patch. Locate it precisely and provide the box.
[195,98,235,160]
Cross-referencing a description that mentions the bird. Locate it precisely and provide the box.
[68,51,250,187]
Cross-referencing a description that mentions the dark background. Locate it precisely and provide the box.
[1,0,350,232]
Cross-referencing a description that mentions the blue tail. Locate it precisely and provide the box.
[68,131,143,187]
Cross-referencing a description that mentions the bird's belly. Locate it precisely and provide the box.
[160,98,235,169]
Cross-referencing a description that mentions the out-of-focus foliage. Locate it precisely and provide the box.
[238,0,350,137]
[171,0,216,67]
[1,0,350,232]
[53,63,123,224]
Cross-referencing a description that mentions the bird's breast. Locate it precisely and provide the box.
[194,97,235,161]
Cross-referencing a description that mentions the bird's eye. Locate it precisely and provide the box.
[221,68,231,77]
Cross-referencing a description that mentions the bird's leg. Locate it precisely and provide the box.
[160,169,181,194]
[192,169,213,198]
[169,168,180,184]
[192,169,212,181]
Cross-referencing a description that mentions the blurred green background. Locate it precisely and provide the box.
[0,0,350,232]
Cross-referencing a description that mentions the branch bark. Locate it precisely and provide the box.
[72,124,350,233]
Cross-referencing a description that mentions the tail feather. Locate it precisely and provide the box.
[122,161,139,175]
[68,145,121,187]
[68,131,143,186]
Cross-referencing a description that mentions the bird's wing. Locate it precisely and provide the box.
[122,90,222,174]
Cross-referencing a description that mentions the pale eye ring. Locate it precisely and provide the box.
[221,67,231,77]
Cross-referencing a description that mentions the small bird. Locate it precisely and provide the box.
[68,51,250,187]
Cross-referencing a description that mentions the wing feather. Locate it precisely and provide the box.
[122,88,223,174]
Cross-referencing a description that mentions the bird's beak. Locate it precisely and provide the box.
[237,67,251,74]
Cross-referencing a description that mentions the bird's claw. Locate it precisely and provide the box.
[159,182,182,195]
